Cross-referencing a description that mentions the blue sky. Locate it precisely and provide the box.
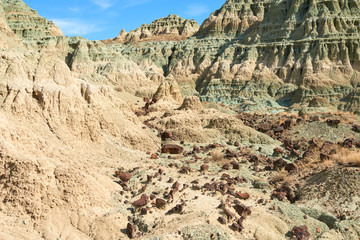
[24,0,223,40]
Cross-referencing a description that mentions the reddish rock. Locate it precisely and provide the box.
[116,172,132,182]
[271,191,287,201]
[132,194,148,207]
[150,153,158,159]
[235,192,250,200]
[284,138,293,148]
[321,141,335,154]
[273,147,284,156]
[272,185,296,203]
[237,217,245,229]
[172,181,180,192]
[161,144,184,154]
[291,225,310,240]
[193,145,200,153]
[200,164,209,172]
[218,216,227,224]
[167,204,184,214]
[233,204,251,217]
[225,149,238,158]
[230,222,243,232]
[126,223,136,238]
[273,158,287,171]
[343,138,355,148]
[283,119,294,129]
[147,175,153,182]
[352,124,360,133]
[155,198,166,208]
[234,141,240,147]
[207,143,220,149]
[285,163,298,172]
[220,173,230,180]
[140,208,148,215]
[326,119,340,128]
[231,162,241,170]
[161,130,174,140]
[250,155,259,162]
[257,123,271,133]
[273,126,284,134]
[203,182,216,191]
[180,166,191,174]
[222,163,231,170]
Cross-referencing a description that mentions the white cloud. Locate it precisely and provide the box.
[185,4,209,17]
[91,0,113,10]
[120,0,152,9]
[69,6,81,13]
[52,19,100,36]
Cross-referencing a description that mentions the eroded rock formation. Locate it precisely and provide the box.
[104,14,199,44]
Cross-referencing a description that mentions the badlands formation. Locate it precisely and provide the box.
[0,0,359,240]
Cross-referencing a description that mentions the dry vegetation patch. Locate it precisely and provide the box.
[333,149,360,167]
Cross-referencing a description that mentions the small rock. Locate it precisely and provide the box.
[161,130,174,141]
[126,223,136,238]
[200,164,209,172]
[218,216,227,225]
[273,126,284,134]
[180,166,191,174]
[230,223,242,232]
[326,119,340,128]
[161,144,184,154]
[133,194,148,207]
[285,163,298,172]
[233,204,251,217]
[140,208,148,215]
[116,172,132,182]
[222,164,231,170]
[231,162,241,170]
[352,124,360,133]
[150,153,158,159]
[155,198,167,209]
[167,204,184,214]
[235,192,250,200]
[291,225,310,240]
[273,147,284,157]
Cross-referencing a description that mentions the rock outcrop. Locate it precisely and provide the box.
[118,0,360,113]
[2,0,63,39]
[196,0,269,37]
[105,14,199,44]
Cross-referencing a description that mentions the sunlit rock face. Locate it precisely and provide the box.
[117,0,360,112]
[2,0,63,40]
[104,14,200,44]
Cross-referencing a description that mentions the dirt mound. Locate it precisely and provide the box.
[179,96,203,111]
[297,167,360,215]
